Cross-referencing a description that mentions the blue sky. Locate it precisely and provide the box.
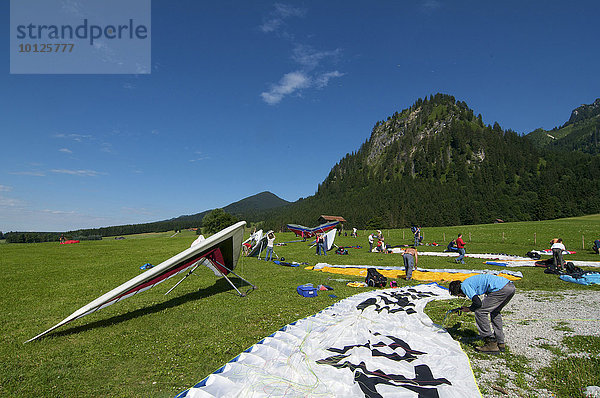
[1,0,599,232]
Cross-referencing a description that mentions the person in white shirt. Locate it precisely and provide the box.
[551,238,566,269]
[265,232,276,261]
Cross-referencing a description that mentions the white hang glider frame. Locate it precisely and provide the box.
[26,221,254,343]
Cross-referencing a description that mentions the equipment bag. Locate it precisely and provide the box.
[365,268,387,288]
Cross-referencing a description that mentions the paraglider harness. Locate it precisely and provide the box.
[365,268,387,288]
[544,261,583,275]
[335,247,349,255]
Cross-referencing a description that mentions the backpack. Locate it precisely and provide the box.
[544,263,561,275]
[564,262,583,275]
[335,247,349,255]
[526,251,541,260]
[366,268,387,288]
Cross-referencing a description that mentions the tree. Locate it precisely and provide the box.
[202,208,238,235]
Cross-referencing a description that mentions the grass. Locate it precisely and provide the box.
[540,355,600,397]
[1,216,600,396]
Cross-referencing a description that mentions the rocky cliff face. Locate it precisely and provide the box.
[567,98,600,125]
[526,97,600,154]
[359,94,488,179]
[366,107,454,167]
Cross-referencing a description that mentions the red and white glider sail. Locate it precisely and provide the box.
[26,221,246,343]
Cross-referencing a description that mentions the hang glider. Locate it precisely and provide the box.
[247,230,273,259]
[310,228,338,251]
[26,221,253,343]
[286,221,339,238]
[176,284,481,397]
[323,228,337,251]
[242,229,263,247]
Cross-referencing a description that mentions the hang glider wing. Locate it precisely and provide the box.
[247,230,272,258]
[286,223,311,238]
[26,221,246,343]
[242,229,262,246]
[324,228,337,251]
[286,221,339,238]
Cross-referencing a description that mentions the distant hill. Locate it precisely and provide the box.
[59,191,290,239]
[526,98,600,154]
[258,93,600,230]
[168,191,290,225]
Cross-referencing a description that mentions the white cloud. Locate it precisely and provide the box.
[190,151,211,162]
[50,169,105,177]
[0,204,119,232]
[8,171,46,177]
[315,71,344,88]
[54,133,92,142]
[292,45,341,69]
[260,3,306,33]
[0,185,12,192]
[261,71,311,105]
[0,195,23,207]
[259,5,345,105]
[59,148,73,154]
[41,209,77,215]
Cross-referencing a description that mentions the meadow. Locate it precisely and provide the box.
[1,215,600,397]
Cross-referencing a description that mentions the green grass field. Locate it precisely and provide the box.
[1,216,599,397]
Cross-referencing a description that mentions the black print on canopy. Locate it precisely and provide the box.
[354,363,451,398]
[317,333,450,397]
[356,290,437,314]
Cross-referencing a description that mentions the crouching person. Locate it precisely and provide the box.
[448,274,516,354]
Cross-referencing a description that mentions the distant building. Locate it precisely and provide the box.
[318,215,346,224]
[318,215,346,231]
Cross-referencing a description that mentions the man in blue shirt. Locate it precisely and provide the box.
[449,274,516,354]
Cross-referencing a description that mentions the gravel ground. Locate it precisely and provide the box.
[469,290,600,397]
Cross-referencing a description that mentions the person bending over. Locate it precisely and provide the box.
[402,247,418,280]
[445,239,459,253]
[448,274,516,354]
[594,239,600,254]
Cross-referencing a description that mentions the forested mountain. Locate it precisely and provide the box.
[167,191,290,226]
[260,94,600,231]
[526,98,600,154]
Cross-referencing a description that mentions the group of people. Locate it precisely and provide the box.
[445,233,467,264]
[249,226,516,356]
[367,230,386,253]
